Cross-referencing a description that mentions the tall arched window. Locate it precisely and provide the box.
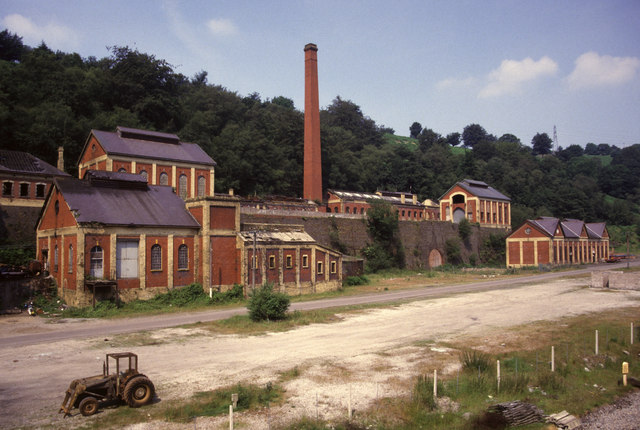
[68,245,73,273]
[139,170,148,182]
[90,246,103,278]
[150,244,162,271]
[197,176,206,197]
[179,174,188,199]
[178,244,188,270]
[54,245,59,272]
[159,172,169,186]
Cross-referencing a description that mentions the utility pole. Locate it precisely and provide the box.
[627,232,630,269]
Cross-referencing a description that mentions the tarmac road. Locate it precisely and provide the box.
[0,260,636,349]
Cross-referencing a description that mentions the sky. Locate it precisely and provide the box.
[2,0,640,148]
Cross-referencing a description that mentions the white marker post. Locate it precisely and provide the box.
[229,404,233,430]
[497,360,501,392]
[595,330,599,355]
[433,369,438,398]
[632,323,635,345]
[551,346,555,372]
[622,362,629,386]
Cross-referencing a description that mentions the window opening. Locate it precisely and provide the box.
[178,244,189,270]
[90,246,103,278]
[151,244,162,271]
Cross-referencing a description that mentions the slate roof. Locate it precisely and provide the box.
[85,126,216,167]
[513,217,608,240]
[53,173,200,228]
[452,179,511,201]
[560,219,584,239]
[529,216,560,237]
[585,222,607,239]
[0,150,69,177]
[327,189,423,207]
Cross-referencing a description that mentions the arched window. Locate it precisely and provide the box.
[90,246,103,278]
[118,168,127,173]
[54,245,59,272]
[150,244,162,271]
[68,245,73,273]
[159,172,169,186]
[178,244,189,270]
[345,207,350,214]
[179,174,188,199]
[197,176,206,197]
[139,170,148,181]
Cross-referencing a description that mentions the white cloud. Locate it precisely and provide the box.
[435,76,476,91]
[567,51,640,90]
[479,56,558,98]
[1,13,78,49]
[207,18,238,36]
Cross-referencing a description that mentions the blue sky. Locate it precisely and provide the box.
[2,0,640,148]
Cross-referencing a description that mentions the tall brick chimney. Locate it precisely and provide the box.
[304,43,322,202]
[57,146,64,172]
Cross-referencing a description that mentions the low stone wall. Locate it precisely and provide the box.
[591,271,640,290]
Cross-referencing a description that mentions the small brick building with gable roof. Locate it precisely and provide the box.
[439,179,511,229]
[77,126,216,200]
[506,216,609,268]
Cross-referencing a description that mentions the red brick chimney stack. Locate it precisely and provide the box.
[304,43,322,202]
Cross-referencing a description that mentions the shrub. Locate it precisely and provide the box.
[247,283,290,322]
[343,275,369,286]
[458,218,472,241]
[460,349,491,373]
[445,238,462,265]
[413,374,437,410]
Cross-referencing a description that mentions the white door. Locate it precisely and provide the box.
[116,241,138,279]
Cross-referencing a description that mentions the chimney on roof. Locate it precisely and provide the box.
[412,194,417,205]
[57,146,64,172]
[303,43,322,202]
[401,194,406,204]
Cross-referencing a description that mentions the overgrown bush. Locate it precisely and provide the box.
[343,275,369,286]
[247,283,290,322]
[445,238,462,265]
[458,218,472,241]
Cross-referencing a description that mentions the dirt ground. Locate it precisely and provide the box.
[1,277,639,429]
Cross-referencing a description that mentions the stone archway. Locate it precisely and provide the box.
[428,249,443,268]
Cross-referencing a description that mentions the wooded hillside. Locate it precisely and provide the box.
[1,31,638,239]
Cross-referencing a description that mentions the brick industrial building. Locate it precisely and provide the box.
[506,217,610,268]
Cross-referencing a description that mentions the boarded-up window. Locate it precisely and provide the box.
[117,241,139,279]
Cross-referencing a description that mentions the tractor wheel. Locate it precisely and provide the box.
[123,376,155,407]
[79,397,99,416]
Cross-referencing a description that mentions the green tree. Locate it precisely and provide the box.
[446,132,461,147]
[409,121,422,138]
[462,123,489,148]
[363,200,404,271]
[0,29,25,62]
[531,132,552,155]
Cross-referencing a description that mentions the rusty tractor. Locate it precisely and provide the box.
[59,352,155,417]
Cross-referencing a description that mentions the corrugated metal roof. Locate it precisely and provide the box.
[90,127,216,166]
[327,189,424,207]
[0,150,69,176]
[238,230,315,244]
[54,176,200,228]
